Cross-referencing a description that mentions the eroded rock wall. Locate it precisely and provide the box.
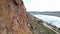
[0,0,32,34]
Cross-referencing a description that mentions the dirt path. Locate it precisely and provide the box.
[42,23,60,34]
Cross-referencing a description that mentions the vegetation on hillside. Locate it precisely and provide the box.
[27,13,56,34]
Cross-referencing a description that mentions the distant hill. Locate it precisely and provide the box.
[27,11,60,17]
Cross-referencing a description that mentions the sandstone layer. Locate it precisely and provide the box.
[0,0,32,34]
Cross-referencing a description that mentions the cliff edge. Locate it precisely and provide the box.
[0,0,32,34]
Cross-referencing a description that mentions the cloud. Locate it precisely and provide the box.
[23,0,60,11]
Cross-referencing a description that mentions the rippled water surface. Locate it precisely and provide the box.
[33,15,60,28]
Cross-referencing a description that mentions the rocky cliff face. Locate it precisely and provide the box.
[0,0,32,34]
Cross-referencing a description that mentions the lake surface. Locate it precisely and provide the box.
[29,13,60,28]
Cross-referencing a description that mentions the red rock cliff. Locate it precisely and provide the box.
[0,0,32,34]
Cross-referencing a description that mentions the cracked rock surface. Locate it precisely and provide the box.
[0,0,32,34]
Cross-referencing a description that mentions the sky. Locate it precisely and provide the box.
[23,0,60,12]
[22,0,60,28]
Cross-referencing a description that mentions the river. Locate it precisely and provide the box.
[29,13,60,28]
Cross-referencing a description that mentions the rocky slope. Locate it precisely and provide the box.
[27,13,57,34]
[0,0,57,34]
[0,0,32,34]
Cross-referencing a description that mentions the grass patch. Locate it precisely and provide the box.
[32,30,34,34]
[30,22,56,34]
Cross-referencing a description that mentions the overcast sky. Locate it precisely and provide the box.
[23,0,60,12]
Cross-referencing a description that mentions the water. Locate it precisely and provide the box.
[30,13,60,28]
